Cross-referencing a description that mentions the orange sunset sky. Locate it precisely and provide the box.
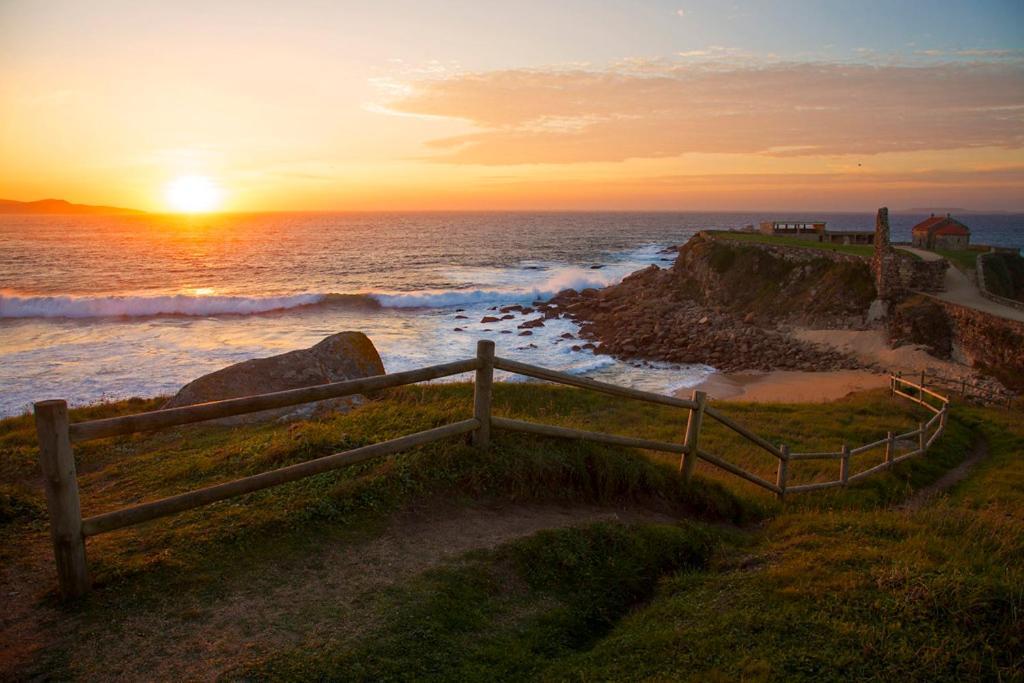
[1,0,1023,213]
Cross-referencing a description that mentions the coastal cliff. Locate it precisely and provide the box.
[547,232,873,372]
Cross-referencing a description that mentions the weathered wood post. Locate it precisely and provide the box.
[776,444,789,501]
[840,444,850,485]
[34,400,90,599]
[472,340,495,450]
[885,431,895,468]
[680,390,707,483]
[918,421,926,453]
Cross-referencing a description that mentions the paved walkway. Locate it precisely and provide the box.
[897,247,1024,323]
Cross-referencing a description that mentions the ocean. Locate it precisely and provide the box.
[2,211,1022,417]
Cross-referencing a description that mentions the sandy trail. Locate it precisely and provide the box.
[793,328,972,377]
[898,438,989,513]
[897,246,1024,323]
[1,503,674,682]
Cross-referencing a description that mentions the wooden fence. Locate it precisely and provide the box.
[903,367,1013,409]
[34,340,949,599]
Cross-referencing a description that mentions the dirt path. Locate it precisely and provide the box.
[898,437,989,513]
[2,503,676,682]
[897,247,1024,323]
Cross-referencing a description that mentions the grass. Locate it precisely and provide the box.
[709,230,875,258]
[226,400,1019,682]
[934,248,979,274]
[233,521,724,682]
[979,251,1024,302]
[2,384,1019,680]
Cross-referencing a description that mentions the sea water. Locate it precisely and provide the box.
[2,211,1022,417]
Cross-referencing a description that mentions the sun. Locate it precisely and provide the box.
[164,175,223,213]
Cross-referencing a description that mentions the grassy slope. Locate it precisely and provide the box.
[236,402,1020,683]
[2,385,1019,680]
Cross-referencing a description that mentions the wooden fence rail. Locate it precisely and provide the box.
[34,340,950,599]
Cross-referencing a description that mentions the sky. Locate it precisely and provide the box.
[1,0,1023,212]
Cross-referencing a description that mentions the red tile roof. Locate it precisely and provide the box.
[912,215,970,236]
[934,222,970,236]
[911,215,946,233]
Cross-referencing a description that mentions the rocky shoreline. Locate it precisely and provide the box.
[540,263,866,373]
[448,234,877,373]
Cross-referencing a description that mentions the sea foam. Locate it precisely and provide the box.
[0,265,636,319]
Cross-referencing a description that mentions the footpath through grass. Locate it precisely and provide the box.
[1,384,1020,680]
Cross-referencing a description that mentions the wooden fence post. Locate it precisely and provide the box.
[918,422,926,452]
[472,340,495,450]
[885,431,895,467]
[34,400,89,599]
[776,444,789,501]
[680,390,707,483]
[840,444,850,485]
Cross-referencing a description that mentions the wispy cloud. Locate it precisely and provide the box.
[385,60,1024,164]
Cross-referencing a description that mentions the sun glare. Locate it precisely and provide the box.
[165,175,223,213]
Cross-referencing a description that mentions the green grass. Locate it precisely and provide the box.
[0,384,951,585]
[934,248,979,274]
[3,385,1018,680]
[233,521,724,682]
[709,230,875,258]
[979,252,1024,302]
[232,403,1023,682]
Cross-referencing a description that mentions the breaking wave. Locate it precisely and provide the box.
[0,266,630,319]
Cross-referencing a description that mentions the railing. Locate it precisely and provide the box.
[899,368,1012,409]
[33,341,949,599]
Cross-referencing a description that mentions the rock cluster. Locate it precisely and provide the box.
[546,264,863,373]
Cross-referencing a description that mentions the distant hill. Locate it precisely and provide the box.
[0,198,143,215]
[894,207,1011,215]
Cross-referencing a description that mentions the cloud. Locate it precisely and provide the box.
[385,61,1024,164]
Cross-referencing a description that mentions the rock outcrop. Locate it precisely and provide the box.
[546,246,865,373]
[164,332,385,423]
[888,295,953,359]
[671,233,876,327]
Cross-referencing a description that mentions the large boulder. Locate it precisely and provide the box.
[164,332,385,423]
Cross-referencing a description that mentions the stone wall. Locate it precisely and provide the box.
[930,296,1024,390]
[870,207,946,300]
[897,257,947,294]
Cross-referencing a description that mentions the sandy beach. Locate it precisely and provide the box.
[681,327,983,403]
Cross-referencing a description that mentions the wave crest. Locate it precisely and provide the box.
[0,265,647,319]
[0,292,329,319]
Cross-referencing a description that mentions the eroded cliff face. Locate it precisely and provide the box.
[671,234,877,327]
[547,234,870,372]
